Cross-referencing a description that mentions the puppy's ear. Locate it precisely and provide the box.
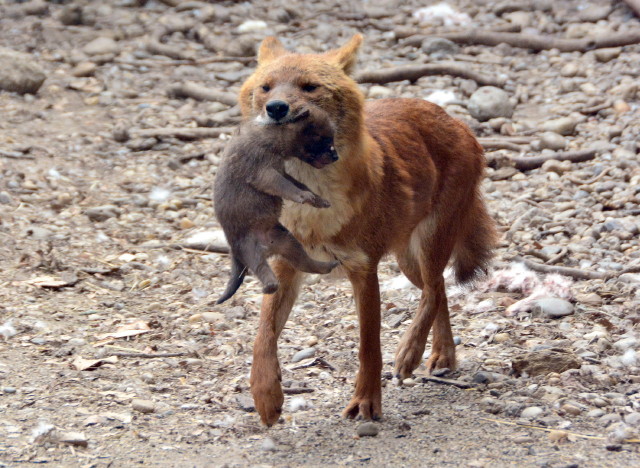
[322,34,363,75]
[258,37,288,65]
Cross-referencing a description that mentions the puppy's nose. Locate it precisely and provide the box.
[330,149,339,161]
[265,100,289,121]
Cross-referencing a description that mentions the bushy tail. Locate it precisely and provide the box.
[216,256,247,304]
[453,196,497,284]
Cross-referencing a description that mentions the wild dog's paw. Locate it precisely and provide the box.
[393,339,424,380]
[425,344,456,372]
[342,394,382,421]
[251,371,284,426]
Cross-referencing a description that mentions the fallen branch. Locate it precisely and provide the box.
[509,148,598,171]
[421,376,473,389]
[433,29,640,52]
[178,243,230,254]
[0,149,35,159]
[480,140,524,152]
[515,257,640,281]
[146,38,195,61]
[167,82,236,106]
[580,99,612,115]
[111,352,189,358]
[480,417,640,443]
[516,257,607,280]
[283,387,315,395]
[355,62,506,87]
[567,167,613,185]
[132,126,234,141]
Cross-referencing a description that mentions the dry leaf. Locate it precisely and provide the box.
[96,320,151,340]
[26,274,78,289]
[72,355,118,371]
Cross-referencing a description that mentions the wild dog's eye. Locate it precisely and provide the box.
[302,84,318,93]
[261,84,271,92]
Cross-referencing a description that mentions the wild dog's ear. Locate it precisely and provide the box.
[322,34,363,74]
[258,37,287,65]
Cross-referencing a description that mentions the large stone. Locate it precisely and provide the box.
[467,86,514,121]
[421,37,459,57]
[542,117,578,136]
[511,350,581,377]
[0,47,46,94]
[533,297,574,319]
[83,37,119,56]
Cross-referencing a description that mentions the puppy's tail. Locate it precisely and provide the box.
[216,256,247,304]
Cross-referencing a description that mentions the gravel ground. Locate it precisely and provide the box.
[1,0,639,466]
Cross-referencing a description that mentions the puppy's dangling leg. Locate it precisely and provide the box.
[241,235,279,294]
[269,223,339,274]
[216,256,247,304]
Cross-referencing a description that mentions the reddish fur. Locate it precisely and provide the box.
[237,35,497,425]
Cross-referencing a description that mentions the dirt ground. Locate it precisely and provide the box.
[1,0,640,467]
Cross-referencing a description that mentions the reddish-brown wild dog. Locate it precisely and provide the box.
[237,34,497,425]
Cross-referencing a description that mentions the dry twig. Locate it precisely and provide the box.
[132,126,234,141]
[355,62,506,87]
[508,148,598,171]
[167,82,236,106]
[433,29,640,52]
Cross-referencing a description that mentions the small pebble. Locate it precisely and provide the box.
[521,406,544,419]
[261,437,276,451]
[132,398,155,414]
[561,404,582,416]
[594,47,621,63]
[55,431,88,447]
[542,117,578,136]
[357,422,379,437]
[291,347,316,363]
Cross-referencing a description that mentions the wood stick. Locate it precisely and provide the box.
[283,387,315,395]
[178,242,230,254]
[146,38,195,61]
[624,0,640,18]
[110,352,189,358]
[167,82,237,106]
[0,149,35,160]
[132,126,234,140]
[421,376,473,389]
[515,257,607,280]
[355,62,506,87]
[480,141,524,152]
[509,148,598,171]
[434,29,640,52]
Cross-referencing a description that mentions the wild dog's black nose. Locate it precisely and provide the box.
[265,100,289,121]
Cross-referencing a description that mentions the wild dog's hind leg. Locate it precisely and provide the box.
[394,222,456,379]
[268,224,338,274]
[250,259,302,425]
[343,268,383,420]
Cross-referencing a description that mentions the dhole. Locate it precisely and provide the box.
[237,34,496,425]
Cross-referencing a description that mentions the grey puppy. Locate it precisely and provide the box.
[214,107,340,304]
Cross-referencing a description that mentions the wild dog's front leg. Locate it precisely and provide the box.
[343,269,383,420]
[250,258,302,426]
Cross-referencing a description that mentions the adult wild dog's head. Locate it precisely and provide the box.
[239,35,365,154]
